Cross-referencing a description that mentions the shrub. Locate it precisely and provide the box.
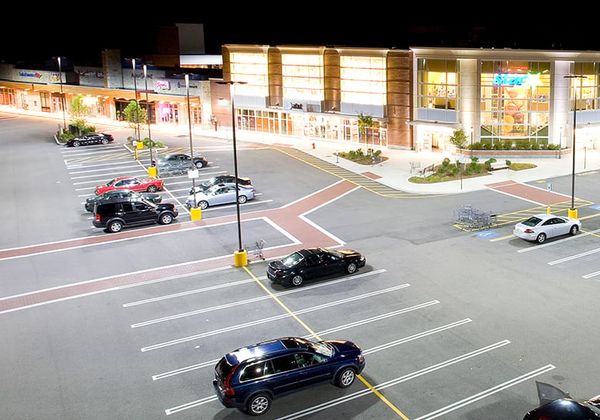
[493,141,503,150]
[142,138,165,148]
[502,140,513,150]
[530,142,540,150]
[58,131,75,141]
[505,160,512,166]
[469,142,481,150]
[547,144,560,150]
[373,149,382,158]
[484,158,497,171]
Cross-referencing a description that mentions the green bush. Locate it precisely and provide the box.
[493,141,503,150]
[505,160,512,166]
[484,158,497,171]
[373,149,382,158]
[142,138,165,148]
[530,142,540,150]
[58,131,75,141]
[502,140,513,150]
[547,144,560,150]
[469,142,481,150]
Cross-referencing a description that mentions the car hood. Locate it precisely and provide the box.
[336,249,361,258]
[156,203,176,211]
[325,340,361,355]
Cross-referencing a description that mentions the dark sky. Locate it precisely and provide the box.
[2,6,599,67]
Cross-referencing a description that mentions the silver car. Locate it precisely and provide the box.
[513,213,581,244]
[185,184,256,210]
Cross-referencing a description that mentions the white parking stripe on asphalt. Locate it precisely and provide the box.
[140,283,411,352]
[68,164,143,174]
[548,246,600,265]
[413,364,556,420]
[67,160,142,169]
[277,340,511,420]
[517,228,600,253]
[583,269,600,279]
[165,395,218,416]
[151,297,438,382]
[130,270,387,327]
[71,169,147,180]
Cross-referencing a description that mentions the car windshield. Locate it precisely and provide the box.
[328,250,343,258]
[106,179,116,186]
[281,252,304,268]
[522,217,542,227]
[309,341,334,357]
[141,198,157,208]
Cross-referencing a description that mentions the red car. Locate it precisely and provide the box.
[95,177,164,195]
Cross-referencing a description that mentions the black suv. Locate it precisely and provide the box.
[92,197,177,233]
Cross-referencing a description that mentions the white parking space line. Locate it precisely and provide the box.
[278,340,511,420]
[282,180,345,209]
[413,364,555,420]
[517,228,600,253]
[165,395,218,416]
[71,170,147,180]
[130,270,386,328]
[61,147,125,155]
[151,296,435,381]
[67,160,139,169]
[583,269,600,279]
[363,319,472,355]
[68,164,143,174]
[72,172,149,185]
[548,246,600,265]
[140,283,410,352]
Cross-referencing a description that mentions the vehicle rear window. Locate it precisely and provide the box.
[522,217,542,227]
[215,357,234,379]
[282,252,304,268]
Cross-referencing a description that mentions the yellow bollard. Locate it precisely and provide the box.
[190,207,202,221]
[233,250,248,267]
[568,208,578,219]
[136,141,144,150]
[546,206,551,215]
[147,166,157,178]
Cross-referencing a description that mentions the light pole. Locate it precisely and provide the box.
[56,57,67,133]
[143,65,154,166]
[564,74,586,219]
[217,80,247,266]
[185,74,201,221]
[131,59,141,143]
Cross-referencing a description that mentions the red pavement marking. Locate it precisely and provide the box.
[0,181,358,313]
[361,171,382,180]
[486,180,570,205]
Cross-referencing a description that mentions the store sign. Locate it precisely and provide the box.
[155,80,170,90]
[18,71,42,78]
[493,73,540,86]
[177,81,197,89]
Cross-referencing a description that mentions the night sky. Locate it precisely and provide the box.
[1,6,599,67]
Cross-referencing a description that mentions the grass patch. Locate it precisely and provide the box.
[510,163,537,171]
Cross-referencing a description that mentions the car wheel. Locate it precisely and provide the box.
[238,195,248,204]
[346,262,358,274]
[536,233,546,244]
[101,138,108,144]
[107,220,123,233]
[147,185,158,192]
[245,393,271,416]
[336,367,356,388]
[570,225,579,235]
[195,161,204,169]
[199,201,209,210]
[159,213,173,225]
[291,274,304,287]
[73,140,80,147]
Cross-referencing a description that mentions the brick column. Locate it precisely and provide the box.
[386,50,412,149]
[323,48,340,112]
[268,47,283,107]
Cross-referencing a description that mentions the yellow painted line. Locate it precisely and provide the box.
[490,234,514,242]
[580,229,600,238]
[242,266,409,419]
[580,213,600,221]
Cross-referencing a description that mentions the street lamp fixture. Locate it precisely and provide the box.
[185,74,201,222]
[217,80,248,267]
[143,65,154,167]
[55,57,67,133]
[563,74,587,219]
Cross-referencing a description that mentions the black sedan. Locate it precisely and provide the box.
[66,133,114,147]
[267,248,366,287]
[156,153,208,174]
[84,190,162,212]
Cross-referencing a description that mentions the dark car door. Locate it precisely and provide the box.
[131,201,155,224]
[269,354,301,396]
[302,254,324,279]
[320,251,344,275]
[292,352,333,387]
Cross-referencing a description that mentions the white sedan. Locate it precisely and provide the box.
[513,213,581,244]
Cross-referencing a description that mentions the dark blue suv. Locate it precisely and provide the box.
[213,336,365,416]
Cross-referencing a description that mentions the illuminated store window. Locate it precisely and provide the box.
[340,56,386,105]
[417,59,458,110]
[282,54,323,101]
[229,53,268,97]
[480,60,550,146]
[572,62,599,110]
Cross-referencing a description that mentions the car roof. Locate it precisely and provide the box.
[226,337,309,365]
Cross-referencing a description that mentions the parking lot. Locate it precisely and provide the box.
[2,115,600,419]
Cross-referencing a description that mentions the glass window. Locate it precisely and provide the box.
[229,52,268,96]
[240,361,272,381]
[282,54,323,101]
[340,56,386,105]
[271,355,299,373]
[416,59,459,110]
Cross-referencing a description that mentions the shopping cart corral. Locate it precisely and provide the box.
[455,205,497,230]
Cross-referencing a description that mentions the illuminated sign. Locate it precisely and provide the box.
[18,71,42,78]
[155,80,170,90]
[493,73,540,86]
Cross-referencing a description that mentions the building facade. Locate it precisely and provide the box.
[220,45,600,152]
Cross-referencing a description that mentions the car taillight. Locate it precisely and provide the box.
[223,367,237,396]
[275,270,283,277]
[357,353,365,364]
[524,228,534,233]
[95,213,101,222]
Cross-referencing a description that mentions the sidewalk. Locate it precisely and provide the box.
[3,107,599,195]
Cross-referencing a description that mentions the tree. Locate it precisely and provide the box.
[449,128,469,149]
[358,113,374,155]
[69,95,91,135]
[121,100,147,140]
